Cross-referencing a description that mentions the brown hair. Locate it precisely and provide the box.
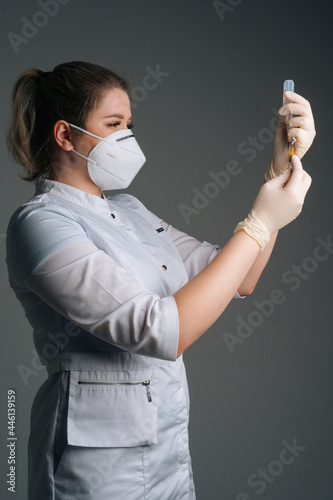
[7,61,130,182]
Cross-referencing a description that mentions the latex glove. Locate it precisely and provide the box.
[266,91,316,180]
[235,155,312,251]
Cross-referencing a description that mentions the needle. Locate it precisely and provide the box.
[289,137,296,160]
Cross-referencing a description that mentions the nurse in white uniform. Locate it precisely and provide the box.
[6,61,315,499]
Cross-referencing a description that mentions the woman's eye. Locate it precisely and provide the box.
[127,122,135,130]
[107,122,121,127]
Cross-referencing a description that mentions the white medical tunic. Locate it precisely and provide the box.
[6,178,241,500]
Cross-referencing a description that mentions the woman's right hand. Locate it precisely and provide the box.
[252,154,312,234]
[234,155,312,251]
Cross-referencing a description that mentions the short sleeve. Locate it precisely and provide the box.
[6,206,179,361]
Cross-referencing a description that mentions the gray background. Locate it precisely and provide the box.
[1,0,332,498]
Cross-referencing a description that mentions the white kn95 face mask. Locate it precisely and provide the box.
[69,123,146,191]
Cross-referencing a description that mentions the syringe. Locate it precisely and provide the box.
[283,80,296,159]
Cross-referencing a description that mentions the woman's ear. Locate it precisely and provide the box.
[53,120,74,151]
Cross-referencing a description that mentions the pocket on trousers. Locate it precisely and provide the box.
[67,369,158,447]
[53,390,69,475]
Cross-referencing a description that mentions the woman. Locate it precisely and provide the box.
[6,61,315,499]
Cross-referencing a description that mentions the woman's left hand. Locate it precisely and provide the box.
[269,90,316,176]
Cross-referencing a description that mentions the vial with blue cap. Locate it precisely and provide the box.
[283,79,296,158]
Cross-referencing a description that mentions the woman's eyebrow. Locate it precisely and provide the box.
[102,114,132,120]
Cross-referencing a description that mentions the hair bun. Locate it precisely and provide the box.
[36,71,51,85]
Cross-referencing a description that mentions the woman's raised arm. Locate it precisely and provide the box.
[174,155,312,357]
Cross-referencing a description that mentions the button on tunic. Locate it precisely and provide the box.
[6,178,241,500]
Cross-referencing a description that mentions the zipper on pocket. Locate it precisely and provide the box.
[78,379,152,402]
[142,380,152,402]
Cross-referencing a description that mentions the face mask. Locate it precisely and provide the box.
[69,123,146,191]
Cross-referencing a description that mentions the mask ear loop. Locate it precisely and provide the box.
[68,123,102,165]
[70,149,98,166]
[69,123,106,141]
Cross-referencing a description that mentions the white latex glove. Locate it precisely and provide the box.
[235,155,312,251]
[267,91,316,179]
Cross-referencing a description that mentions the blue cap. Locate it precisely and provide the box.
[283,80,294,92]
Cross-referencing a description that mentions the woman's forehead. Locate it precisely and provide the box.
[96,88,131,116]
